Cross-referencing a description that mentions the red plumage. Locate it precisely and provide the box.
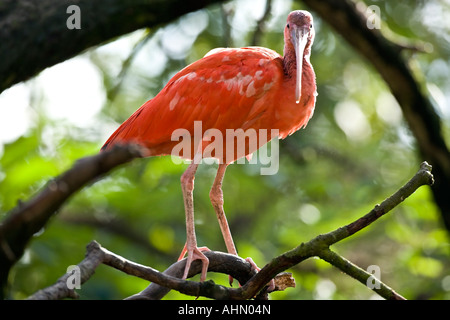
[102,47,316,162]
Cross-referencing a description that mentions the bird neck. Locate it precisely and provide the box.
[282,46,312,80]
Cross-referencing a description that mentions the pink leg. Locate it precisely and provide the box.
[210,164,275,291]
[210,164,239,286]
[179,159,209,281]
[209,164,238,256]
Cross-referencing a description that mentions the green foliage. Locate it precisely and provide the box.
[1,0,449,299]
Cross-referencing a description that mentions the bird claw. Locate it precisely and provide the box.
[178,245,210,281]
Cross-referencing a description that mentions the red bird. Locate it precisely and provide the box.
[102,10,317,284]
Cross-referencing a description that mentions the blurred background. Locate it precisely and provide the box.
[0,0,449,299]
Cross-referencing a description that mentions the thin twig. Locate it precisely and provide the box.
[27,241,105,300]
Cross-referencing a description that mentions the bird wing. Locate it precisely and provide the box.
[102,47,284,156]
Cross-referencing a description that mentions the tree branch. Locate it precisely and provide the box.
[0,144,144,299]
[27,162,433,300]
[326,161,434,245]
[28,239,294,300]
[238,162,432,300]
[26,241,105,300]
[318,248,404,300]
[0,0,226,94]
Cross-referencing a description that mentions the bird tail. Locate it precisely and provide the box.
[100,104,146,152]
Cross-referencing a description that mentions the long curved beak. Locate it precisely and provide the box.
[291,27,309,104]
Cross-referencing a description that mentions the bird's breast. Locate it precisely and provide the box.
[273,63,317,139]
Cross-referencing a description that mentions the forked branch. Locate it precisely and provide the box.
[28,162,433,300]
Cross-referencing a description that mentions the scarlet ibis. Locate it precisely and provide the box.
[102,10,317,284]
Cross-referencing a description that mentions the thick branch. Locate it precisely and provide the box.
[0,0,225,94]
[126,255,294,300]
[0,144,144,298]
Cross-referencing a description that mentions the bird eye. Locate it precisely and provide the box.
[310,24,313,29]
[286,23,290,29]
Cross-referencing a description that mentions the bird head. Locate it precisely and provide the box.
[284,10,315,104]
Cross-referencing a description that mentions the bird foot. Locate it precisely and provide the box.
[178,244,210,281]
